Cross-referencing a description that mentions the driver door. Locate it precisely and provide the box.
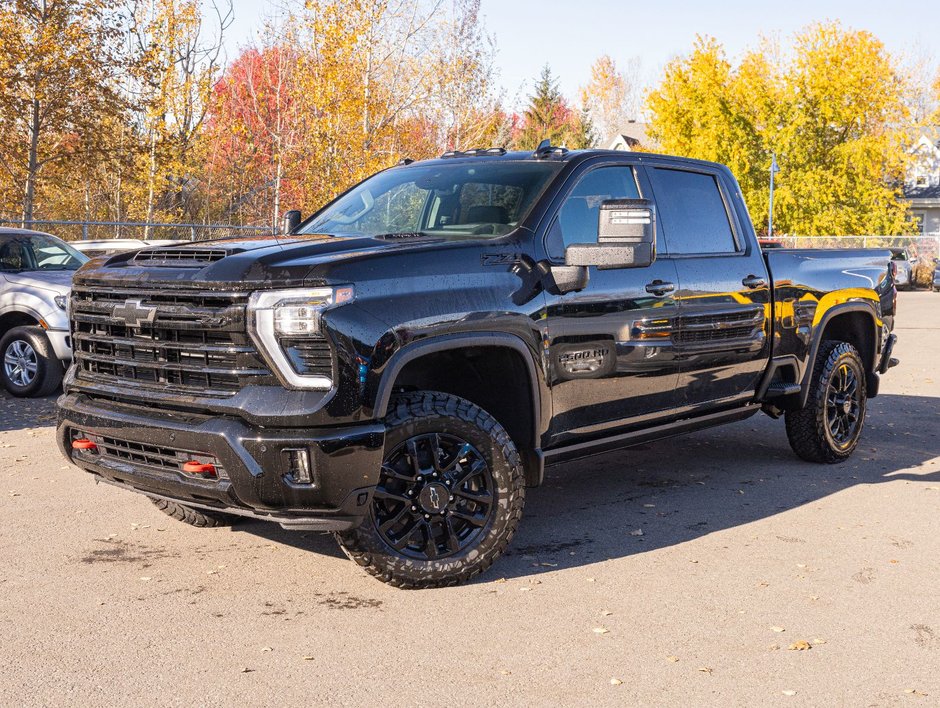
[539,163,682,446]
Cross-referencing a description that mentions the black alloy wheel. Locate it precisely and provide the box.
[824,361,862,447]
[335,391,525,588]
[373,432,495,560]
[786,340,867,463]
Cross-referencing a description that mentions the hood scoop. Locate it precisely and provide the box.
[132,246,240,267]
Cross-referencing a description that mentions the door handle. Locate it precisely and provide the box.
[645,280,675,296]
[742,275,767,289]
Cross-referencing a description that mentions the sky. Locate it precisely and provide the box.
[225,0,940,107]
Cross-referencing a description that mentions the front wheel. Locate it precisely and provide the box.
[785,340,867,463]
[335,391,526,588]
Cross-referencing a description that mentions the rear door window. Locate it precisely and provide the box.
[648,168,738,255]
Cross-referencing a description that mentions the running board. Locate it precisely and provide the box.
[543,405,760,467]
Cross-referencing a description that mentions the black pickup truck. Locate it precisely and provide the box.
[57,145,898,588]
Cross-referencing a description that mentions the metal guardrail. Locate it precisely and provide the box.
[0,219,272,242]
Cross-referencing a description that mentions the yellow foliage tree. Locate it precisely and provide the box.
[647,23,913,236]
[0,0,127,223]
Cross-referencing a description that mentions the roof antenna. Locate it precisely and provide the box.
[533,139,568,159]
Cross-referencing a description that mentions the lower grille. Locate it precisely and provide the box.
[72,430,225,479]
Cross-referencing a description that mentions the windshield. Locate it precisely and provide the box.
[300,161,563,238]
[0,233,89,272]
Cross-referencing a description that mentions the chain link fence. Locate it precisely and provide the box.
[772,235,940,261]
[0,219,273,242]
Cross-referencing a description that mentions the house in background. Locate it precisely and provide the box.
[905,128,940,236]
[607,121,650,151]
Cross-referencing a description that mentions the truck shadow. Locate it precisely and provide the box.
[239,392,940,576]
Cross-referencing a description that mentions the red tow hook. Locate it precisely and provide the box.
[71,438,98,452]
[182,461,217,477]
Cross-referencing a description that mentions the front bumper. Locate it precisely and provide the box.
[57,393,385,531]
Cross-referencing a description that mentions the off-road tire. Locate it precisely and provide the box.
[0,325,63,397]
[335,391,526,589]
[785,340,867,463]
[150,498,240,528]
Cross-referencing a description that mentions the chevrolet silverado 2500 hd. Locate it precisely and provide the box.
[57,145,898,588]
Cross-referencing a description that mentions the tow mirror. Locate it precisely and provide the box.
[565,199,656,269]
[282,209,302,234]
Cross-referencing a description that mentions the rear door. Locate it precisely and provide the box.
[643,165,770,408]
[539,161,682,445]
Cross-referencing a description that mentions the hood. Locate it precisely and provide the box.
[3,269,74,295]
[71,231,478,290]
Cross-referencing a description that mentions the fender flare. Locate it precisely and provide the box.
[371,331,546,452]
[799,302,879,408]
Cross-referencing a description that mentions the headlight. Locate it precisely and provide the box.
[54,295,67,311]
[247,286,353,390]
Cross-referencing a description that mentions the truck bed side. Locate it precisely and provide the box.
[761,248,895,402]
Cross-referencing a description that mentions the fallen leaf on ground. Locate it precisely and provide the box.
[261,647,272,653]
[788,640,812,651]
[240,667,253,673]
[666,656,679,662]
[782,690,797,696]
[593,627,610,635]
[629,529,644,536]
[770,626,786,633]
[697,667,713,674]
[302,656,315,661]
[610,678,623,685]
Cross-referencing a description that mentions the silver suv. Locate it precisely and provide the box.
[0,228,88,396]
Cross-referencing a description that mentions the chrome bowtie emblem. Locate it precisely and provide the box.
[112,299,157,327]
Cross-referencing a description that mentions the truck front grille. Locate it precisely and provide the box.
[70,285,273,398]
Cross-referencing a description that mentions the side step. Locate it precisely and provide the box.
[763,382,801,397]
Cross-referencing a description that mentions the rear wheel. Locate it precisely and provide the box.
[335,391,525,588]
[0,325,63,397]
[785,340,867,463]
[150,498,240,528]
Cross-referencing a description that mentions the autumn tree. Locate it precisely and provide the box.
[513,65,594,150]
[200,34,304,228]
[647,23,913,236]
[581,54,642,144]
[0,0,127,223]
[125,0,231,228]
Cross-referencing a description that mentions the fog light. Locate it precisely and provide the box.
[72,438,98,452]
[284,448,313,486]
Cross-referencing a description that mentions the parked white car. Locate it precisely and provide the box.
[71,238,186,257]
[0,228,88,396]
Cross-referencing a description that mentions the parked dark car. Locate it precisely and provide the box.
[57,146,898,587]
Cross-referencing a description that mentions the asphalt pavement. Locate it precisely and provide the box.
[1,291,938,706]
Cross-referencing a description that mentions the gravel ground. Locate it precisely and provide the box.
[1,291,938,707]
